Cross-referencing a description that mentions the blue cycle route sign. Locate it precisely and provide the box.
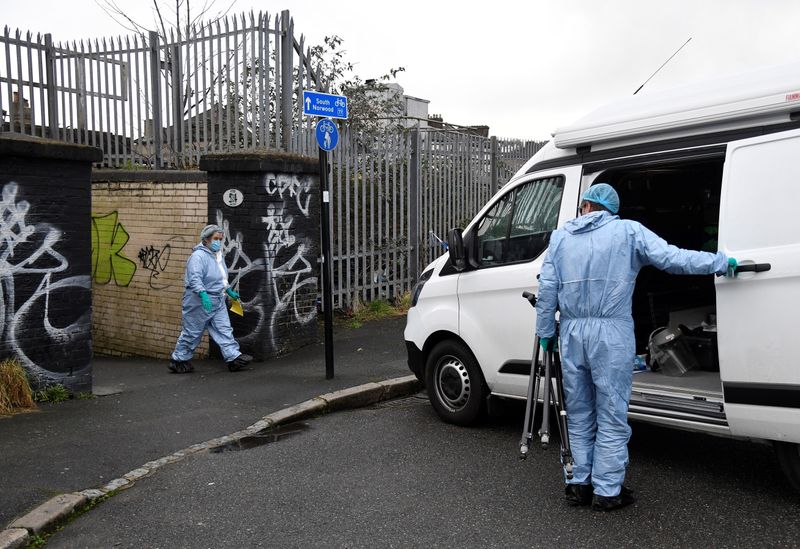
[316,118,339,151]
[303,90,348,119]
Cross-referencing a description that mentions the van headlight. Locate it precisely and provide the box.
[411,269,434,307]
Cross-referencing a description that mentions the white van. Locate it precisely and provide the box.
[404,61,800,491]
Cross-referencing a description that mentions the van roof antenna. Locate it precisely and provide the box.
[633,37,692,95]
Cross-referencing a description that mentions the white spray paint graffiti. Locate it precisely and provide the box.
[0,182,91,386]
[265,173,313,217]
[215,209,266,347]
[262,173,318,349]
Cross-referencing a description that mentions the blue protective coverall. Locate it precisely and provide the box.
[535,211,727,497]
[171,243,241,363]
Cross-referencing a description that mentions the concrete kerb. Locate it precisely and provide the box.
[0,528,29,549]
[0,375,422,547]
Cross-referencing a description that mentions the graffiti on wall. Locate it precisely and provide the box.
[265,172,313,216]
[215,210,266,347]
[0,181,91,387]
[137,236,183,290]
[92,212,136,286]
[262,173,318,347]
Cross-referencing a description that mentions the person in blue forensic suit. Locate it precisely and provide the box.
[535,183,737,511]
[169,224,252,373]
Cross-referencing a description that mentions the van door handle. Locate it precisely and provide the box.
[735,263,771,273]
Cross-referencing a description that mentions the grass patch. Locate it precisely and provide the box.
[25,534,46,548]
[23,491,116,548]
[394,291,412,314]
[339,297,408,329]
[0,358,35,415]
[34,384,70,404]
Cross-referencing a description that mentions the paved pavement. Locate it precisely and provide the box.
[46,394,800,548]
[0,315,411,532]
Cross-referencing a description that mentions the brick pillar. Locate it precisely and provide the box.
[0,134,102,393]
[200,151,321,361]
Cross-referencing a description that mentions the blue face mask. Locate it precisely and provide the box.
[209,240,222,252]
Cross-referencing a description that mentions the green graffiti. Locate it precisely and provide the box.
[91,212,137,286]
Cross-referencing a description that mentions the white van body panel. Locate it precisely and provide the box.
[457,165,582,396]
[717,128,800,442]
[724,404,800,442]
[403,255,456,353]
[554,61,800,149]
[511,141,570,183]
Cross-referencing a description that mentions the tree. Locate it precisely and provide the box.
[308,35,406,140]
[98,0,236,116]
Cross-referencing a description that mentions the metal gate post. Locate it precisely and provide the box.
[170,44,183,163]
[43,34,59,139]
[280,10,293,151]
[490,135,498,190]
[148,31,163,169]
[76,57,87,133]
[409,127,421,283]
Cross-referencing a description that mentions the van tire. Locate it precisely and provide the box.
[774,441,800,493]
[425,340,486,426]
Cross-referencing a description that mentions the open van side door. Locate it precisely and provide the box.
[717,127,800,442]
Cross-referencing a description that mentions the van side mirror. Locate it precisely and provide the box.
[447,228,466,271]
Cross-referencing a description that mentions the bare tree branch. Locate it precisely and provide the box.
[152,0,170,45]
[95,0,152,34]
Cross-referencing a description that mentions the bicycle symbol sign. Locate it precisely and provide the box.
[316,118,339,151]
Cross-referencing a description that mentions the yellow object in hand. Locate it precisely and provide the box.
[229,299,244,316]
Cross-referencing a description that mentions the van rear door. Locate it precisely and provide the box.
[717,127,800,442]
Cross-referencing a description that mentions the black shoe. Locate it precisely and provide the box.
[591,486,635,512]
[168,360,194,374]
[565,484,593,506]
[227,353,253,372]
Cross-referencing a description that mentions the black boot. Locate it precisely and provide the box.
[168,360,194,374]
[227,353,253,372]
[565,484,593,506]
[591,486,635,512]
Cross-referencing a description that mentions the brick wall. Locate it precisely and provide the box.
[91,151,322,363]
[0,134,100,392]
[91,171,210,359]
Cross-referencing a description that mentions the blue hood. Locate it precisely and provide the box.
[563,211,618,234]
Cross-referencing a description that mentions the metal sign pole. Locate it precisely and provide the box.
[319,146,335,379]
[304,90,347,381]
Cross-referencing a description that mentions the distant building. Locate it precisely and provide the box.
[427,113,490,138]
[364,81,488,134]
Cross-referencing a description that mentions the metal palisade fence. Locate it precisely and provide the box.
[0,10,321,167]
[310,125,543,309]
[1,9,544,309]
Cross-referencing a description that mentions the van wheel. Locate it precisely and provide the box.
[774,441,800,493]
[425,340,486,426]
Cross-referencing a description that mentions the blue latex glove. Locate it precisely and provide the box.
[726,257,738,277]
[225,287,240,300]
[199,291,213,313]
[539,337,552,351]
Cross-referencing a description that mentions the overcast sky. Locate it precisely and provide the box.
[4,0,800,140]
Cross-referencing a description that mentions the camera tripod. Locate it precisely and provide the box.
[518,291,574,480]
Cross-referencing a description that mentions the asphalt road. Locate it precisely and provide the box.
[0,316,409,527]
[49,394,800,548]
